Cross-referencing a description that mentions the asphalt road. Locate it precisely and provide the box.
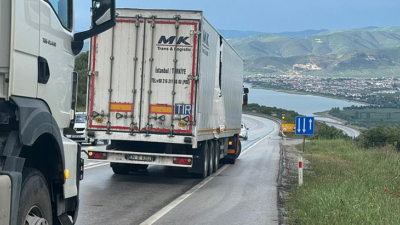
[323,121,361,138]
[76,114,280,225]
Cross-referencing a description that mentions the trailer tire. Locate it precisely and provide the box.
[111,163,130,175]
[191,141,209,178]
[213,140,220,173]
[235,139,242,159]
[17,168,53,225]
[208,141,215,176]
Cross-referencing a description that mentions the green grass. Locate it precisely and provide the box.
[287,139,400,225]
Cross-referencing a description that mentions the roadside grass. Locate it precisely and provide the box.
[286,139,400,225]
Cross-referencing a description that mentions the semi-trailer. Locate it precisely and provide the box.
[86,8,248,178]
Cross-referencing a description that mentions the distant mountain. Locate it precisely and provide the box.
[275,29,328,39]
[219,29,328,40]
[229,26,400,77]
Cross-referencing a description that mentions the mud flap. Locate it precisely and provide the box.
[188,142,206,174]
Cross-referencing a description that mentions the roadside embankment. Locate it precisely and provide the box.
[280,139,400,225]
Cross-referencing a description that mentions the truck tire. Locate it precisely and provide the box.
[111,163,130,175]
[17,168,53,225]
[235,139,242,159]
[208,141,215,176]
[191,141,209,178]
[213,140,220,173]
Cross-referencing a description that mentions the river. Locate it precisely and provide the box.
[245,84,365,122]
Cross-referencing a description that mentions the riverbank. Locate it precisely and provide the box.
[249,84,369,106]
[314,111,366,131]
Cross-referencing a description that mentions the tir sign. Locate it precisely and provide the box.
[175,104,192,115]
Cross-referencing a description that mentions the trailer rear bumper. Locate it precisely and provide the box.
[88,131,195,147]
[86,149,193,168]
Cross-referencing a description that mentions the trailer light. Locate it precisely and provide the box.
[88,151,107,160]
[173,157,192,165]
[64,169,70,179]
[228,141,233,146]
[227,149,235,154]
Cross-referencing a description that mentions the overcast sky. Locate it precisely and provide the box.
[75,0,400,33]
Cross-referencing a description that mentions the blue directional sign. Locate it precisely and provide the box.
[295,116,315,136]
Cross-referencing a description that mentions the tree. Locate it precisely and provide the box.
[74,52,89,111]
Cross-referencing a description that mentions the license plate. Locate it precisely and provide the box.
[72,135,83,139]
[126,154,154,162]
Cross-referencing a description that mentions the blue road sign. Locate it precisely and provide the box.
[295,116,315,136]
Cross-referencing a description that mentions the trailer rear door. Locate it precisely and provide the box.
[88,18,198,135]
[140,18,198,135]
[88,18,145,132]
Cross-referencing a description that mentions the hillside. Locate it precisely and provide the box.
[230,27,400,77]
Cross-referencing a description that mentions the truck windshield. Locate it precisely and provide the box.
[75,114,86,123]
[47,0,72,30]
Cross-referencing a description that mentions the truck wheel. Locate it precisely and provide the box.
[213,140,220,173]
[111,163,130,175]
[191,141,209,178]
[17,168,52,225]
[235,139,242,159]
[208,141,215,176]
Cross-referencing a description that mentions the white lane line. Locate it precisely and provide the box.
[85,163,109,170]
[141,120,278,225]
[140,164,230,225]
[239,132,273,158]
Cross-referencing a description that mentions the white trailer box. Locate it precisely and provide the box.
[87,9,244,177]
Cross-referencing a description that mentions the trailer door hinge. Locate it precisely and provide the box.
[191,30,201,35]
[188,75,198,81]
[89,71,98,76]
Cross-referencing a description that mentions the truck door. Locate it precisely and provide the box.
[88,18,145,133]
[9,0,40,98]
[140,18,199,135]
[37,0,74,128]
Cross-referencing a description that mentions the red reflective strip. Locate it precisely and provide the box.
[299,161,303,168]
[89,36,97,128]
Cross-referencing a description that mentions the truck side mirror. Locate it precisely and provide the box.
[243,87,249,106]
[92,0,113,26]
[243,94,248,106]
[71,0,116,55]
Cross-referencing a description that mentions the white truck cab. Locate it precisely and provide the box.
[0,0,115,224]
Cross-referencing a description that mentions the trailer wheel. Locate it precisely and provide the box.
[235,139,242,159]
[213,140,220,173]
[17,168,52,225]
[208,141,215,176]
[111,163,130,175]
[191,141,209,178]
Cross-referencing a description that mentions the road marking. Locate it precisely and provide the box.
[139,164,230,225]
[85,162,109,170]
[141,118,279,225]
[239,132,273,158]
